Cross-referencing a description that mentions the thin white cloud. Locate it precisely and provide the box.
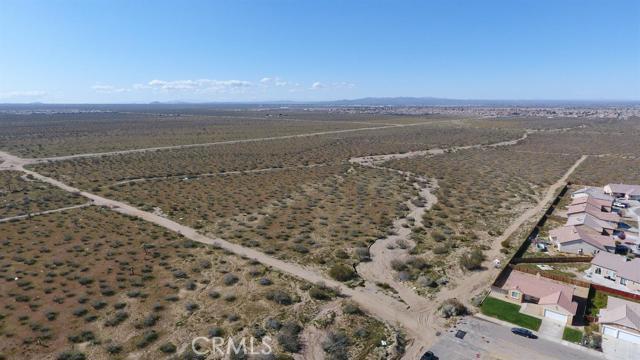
[0,90,47,99]
[311,81,325,90]
[91,85,130,93]
[147,79,252,92]
[260,77,289,87]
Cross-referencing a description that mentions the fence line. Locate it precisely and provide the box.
[592,283,640,302]
[512,256,593,264]
[511,264,591,287]
[491,183,570,287]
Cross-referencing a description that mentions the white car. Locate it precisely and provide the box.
[613,201,628,208]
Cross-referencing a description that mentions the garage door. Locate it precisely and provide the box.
[603,326,640,344]
[544,309,568,323]
[618,329,640,344]
[603,326,618,337]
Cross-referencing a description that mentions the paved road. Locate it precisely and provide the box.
[429,317,604,360]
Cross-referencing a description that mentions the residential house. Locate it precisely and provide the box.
[572,187,614,202]
[598,297,640,344]
[566,212,617,235]
[498,270,579,325]
[549,225,616,254]
[604,184,640,200]
[589,252,640,294]
[566,202,619,223]
[570,195,613,212]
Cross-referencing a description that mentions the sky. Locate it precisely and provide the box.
[1,0,639,103]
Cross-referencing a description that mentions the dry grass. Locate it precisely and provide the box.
[102,165,413,273]
[570,156,640,186]
[384,148,579,276]
[0,171,85,218]
[0,207,395,359]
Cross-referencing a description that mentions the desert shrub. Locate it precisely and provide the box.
[354,247,370,262]
[223,273,239,286]
[72,307,88,317]
[136,330,159,348]
[142,313,160,327]
[432,244,450,255]
[265,318,281,330]
[208,327,225,337]
[277,322,302,353]
[390,259,407,272]
[342,302,362,315]
[185,302,200,312]
[328,264,356,282]
[417,275,436,288]
[92,300,107,310]
[265,289,293,305]
[56,351,86,360]
[405,256,429,270]
[45,311,58,321]
[105,311,128,327]
[68,330,96,343]
[309,283,337,300]
[208,290,221,299]
[459,249,485,270]
[439,298,467,318]
[259,277,272,286]
[159,342,177,353]
[105,343,122,354]
[322,331,350,360]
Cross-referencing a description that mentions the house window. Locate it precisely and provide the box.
[621,278,627,286]
[595,267,601,275]
[510,291,520,299]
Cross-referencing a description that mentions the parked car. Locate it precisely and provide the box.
[420,351,439,360]
[511,327,537,339]
[613,201,628,208]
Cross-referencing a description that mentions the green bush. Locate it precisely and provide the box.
[328,264,356,282]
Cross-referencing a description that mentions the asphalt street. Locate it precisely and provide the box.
[428,317,605,360]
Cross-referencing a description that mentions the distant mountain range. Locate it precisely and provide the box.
[2,97,638,108]
[316,97,640,107]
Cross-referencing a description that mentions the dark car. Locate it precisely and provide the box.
[511,327,537,339]
[420,351,438,360]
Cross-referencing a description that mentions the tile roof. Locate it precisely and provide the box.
[566,202,620,222]
[598,296,640,332]
[503,270,578,315]
[549,225,616,250]
[591,252,640,283]
[570,195,613,209]
[606,184,640,196]
[567,213,617,232]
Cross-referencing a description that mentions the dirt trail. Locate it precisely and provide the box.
[349,130,531,167]
[0,202,92,223]
[111,164,327,186]
[295,301,341,360]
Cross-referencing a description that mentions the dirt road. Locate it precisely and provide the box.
[0,202,92,223]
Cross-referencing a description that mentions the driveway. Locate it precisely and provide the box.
[602,336,640,360]
[428,317,604,360]
[539,318,565,340]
